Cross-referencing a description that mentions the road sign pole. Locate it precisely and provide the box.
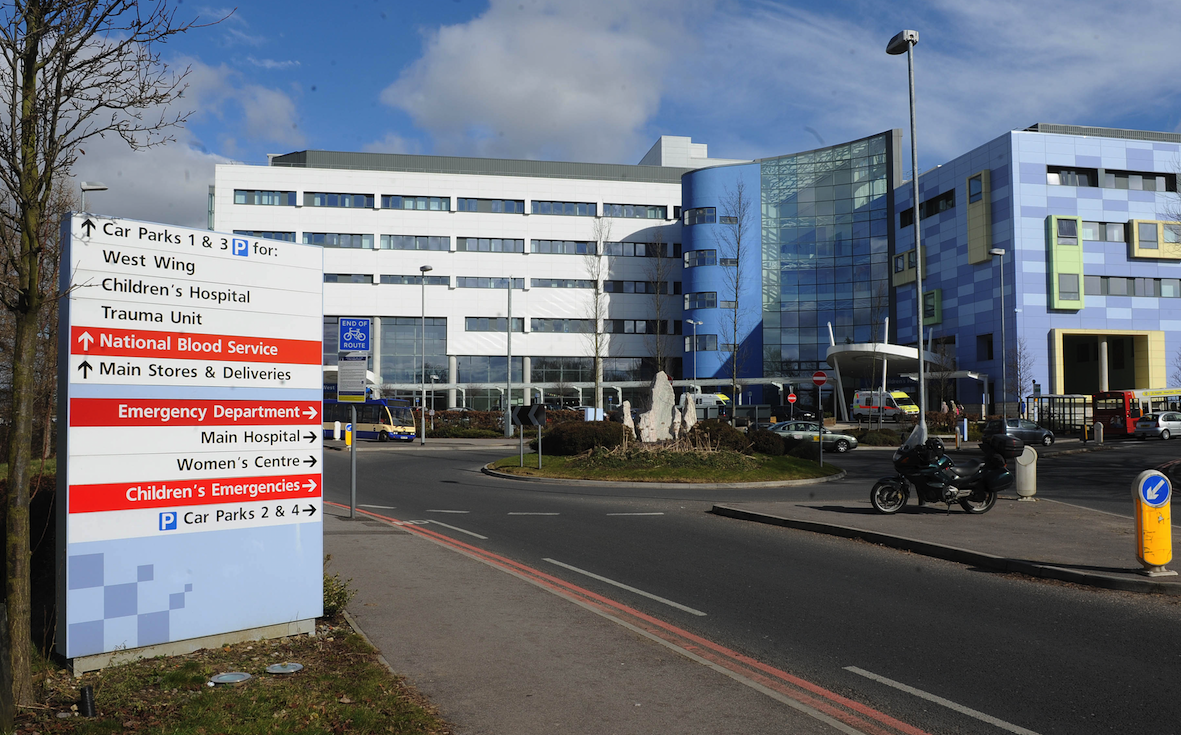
[520,414,525,467]
[350,405,357,519]
[538,423,543,470]
[817,384,823,468]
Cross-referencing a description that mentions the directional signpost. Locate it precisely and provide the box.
[512,405,547,468]
[59,215,324,668]
[1132,470,1176,576]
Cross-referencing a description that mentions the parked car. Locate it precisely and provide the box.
[769,421,858,453]
[982,418,1054,446]
[745,422,775,435]
[1133,411,1181,440]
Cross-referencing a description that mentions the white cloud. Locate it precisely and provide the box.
[363,133,424,155]
[70,56,305,228]
[382,0,714,163]
[246,57,300,70]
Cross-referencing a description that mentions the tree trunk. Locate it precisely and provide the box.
[6,301,40,707]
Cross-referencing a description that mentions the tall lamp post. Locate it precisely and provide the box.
[419,265,432,445]
[887,29,926,433]
[80,181,107,212]
[990,248,1007,417]
[686,319,703,387]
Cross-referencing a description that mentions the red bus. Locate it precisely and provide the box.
[1092,388,1181,436]
[1092,391,1141,436]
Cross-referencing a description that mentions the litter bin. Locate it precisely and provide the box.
[1014,445,1037,500]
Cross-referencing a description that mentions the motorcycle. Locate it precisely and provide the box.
[869,425,1022,514]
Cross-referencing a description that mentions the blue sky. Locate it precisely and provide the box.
[73,0,1181,227]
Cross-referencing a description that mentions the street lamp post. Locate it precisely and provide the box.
[419,265,432,445]
[887,29,927,433]
[990,247,1007,417]
[80,181,107,212]
[686,319,703,387]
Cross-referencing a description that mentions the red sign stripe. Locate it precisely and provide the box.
[70,326,321,364]
[69,398,320,427]
[69,473,321,513]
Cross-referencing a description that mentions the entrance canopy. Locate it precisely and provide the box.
[824,343,952,378]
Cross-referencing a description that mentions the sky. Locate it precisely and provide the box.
[70,0,1181,228]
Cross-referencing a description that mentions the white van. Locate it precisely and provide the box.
[852,390,918,421]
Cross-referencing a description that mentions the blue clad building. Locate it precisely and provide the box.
[892,124,1181,411]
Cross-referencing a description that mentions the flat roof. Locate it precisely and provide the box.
[1024,123,1181,144]
[268,150,692,184]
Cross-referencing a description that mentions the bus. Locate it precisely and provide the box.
[1091,388,1181,437]
[322,398,416,442]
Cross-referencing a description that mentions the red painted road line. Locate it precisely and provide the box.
[327,501,931,735]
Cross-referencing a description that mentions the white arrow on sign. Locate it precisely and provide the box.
[303,479,317,492]
[1146,478,1164,501]
[303,405,318,420]
[78,331,94,351]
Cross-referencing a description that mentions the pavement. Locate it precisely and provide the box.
[323,436,1181,734]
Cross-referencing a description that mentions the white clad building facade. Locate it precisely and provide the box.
[211,139,741,410]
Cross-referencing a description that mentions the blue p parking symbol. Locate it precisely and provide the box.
[231,238,249,257]
[159,512,177,531]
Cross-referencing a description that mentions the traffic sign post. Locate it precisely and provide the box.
[1132,470,1176,576]
[512,405,547,467]
[58,215,324,664]
[787,392,797,421]
[812,373,827,468]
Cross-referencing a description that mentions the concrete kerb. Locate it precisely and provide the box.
[481,464,847,490]
[710,504,1181,596]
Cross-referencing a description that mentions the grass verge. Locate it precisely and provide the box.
[491,450,841,483]
[20,620,451,734]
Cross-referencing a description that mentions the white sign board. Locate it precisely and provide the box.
[58,215,324,660]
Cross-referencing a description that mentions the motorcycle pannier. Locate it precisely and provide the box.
[985,434,1024,459]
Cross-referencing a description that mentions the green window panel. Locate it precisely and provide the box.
[1047,215,1084,310]
[922,288,942,326]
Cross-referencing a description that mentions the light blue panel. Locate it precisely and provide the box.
[1023,292,1048,307]
[1162,320,1181,331]
[65,522,322,658]
[1107,308,1133,320]
[1022,261,1047,273]
[1083,252,1105,264]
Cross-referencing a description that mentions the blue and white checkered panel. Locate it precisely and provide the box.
[65,524,322,658]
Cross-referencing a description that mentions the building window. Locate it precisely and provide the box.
[381,195,450,211]
[894,255,906,273]
[1046,166,1096,187]
[603,280,669,294]
[1166,225,1181,244]
[234,190,295,206]
[233,230,295,242]
[381,274,449,286]
[1163,279,1181,298]
[968,175,983,203]
[684,249,717,268]
[465,317,524,332]
[456,277,524,289]
[1084,275,1102,295]
[685,334,718,351]
[719,300,737,310]
[531,318,593,333]
[1057,218,1078,246]
[305,192,374,208]
[602,241,680,258]
[456,198,524,214]
[324,274,373,284]
[977,334,993,361]
[1103,169,1176,192]
[531,200,596,216]
[684,292,717,309]
[531,239,594,255]
[718,257,738,267]
[380,235,449,251]
[602,203,667,219]
[683,207,716,225]
[457,237,524,253]
[719,215,738,225]
[604,319,682,335]
[303,233,373,249]
[1081,221,1127,242]
[900,208,914,229]
[531,278,593,288]
[907,250,917,268]
[919,190,955,219]
[1138,222,1159,249]
[1058,273,1080,301]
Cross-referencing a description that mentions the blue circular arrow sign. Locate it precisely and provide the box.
[1139,473,1172,508]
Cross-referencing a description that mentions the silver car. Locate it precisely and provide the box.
[769,421,858,453]
[1134,411,1181,440]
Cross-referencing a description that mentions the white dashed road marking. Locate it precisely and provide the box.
[543,558,707,617]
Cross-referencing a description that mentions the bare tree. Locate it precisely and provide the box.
[584,218,612,411]
[717,181,753,425]
[0,0,209,708]
[1006,337,1036,414]
[929,336,957,412]
[641,226,676,377]
[1172,346,1181,387]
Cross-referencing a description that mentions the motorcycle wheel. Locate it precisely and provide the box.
[958,490,997,514]
[870,481,907,514]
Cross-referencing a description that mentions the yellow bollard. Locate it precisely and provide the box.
[345,422,353,447]
[1132,470,1175,576]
